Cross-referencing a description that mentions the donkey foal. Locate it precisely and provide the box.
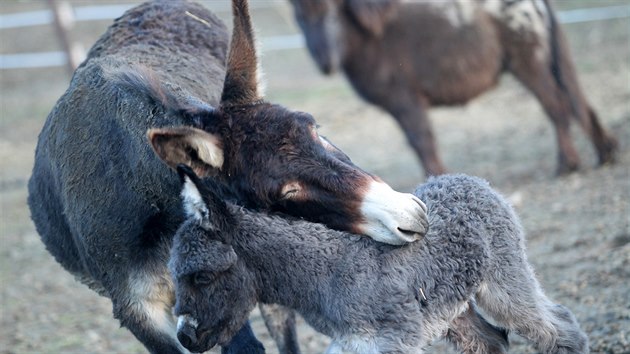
[170,166,588,354]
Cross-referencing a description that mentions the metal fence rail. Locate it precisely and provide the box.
[1,3,629,70]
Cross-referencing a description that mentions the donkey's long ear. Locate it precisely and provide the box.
[344,0,400,38]
[221,0,262,105]
[148,127,224,177]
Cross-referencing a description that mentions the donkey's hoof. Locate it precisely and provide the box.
[556,163,580,176]
[597,138,619,166]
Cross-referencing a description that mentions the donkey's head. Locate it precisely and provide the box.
[149,0,427,245]
[170,165,255,353]
[289,0,342,74]
[290,0,400,74]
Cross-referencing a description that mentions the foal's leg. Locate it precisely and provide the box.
[259,303,301,354]
[445,302,509,354]
[476,261,588,353]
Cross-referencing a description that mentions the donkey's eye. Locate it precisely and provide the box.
[280,182,302,200]
[192,271,214,286]
[282,189,299,200]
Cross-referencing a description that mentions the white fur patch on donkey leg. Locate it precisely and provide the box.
[128,270,189,353]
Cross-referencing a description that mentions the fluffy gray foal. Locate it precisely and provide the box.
[170,166,588,354]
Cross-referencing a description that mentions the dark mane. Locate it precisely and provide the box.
[104,65,217,119]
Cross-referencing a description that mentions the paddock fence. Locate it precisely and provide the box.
[1,1,629,70]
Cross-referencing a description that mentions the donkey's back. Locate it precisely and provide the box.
[27,2,231,352]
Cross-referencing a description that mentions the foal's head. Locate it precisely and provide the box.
[170,166,256,353]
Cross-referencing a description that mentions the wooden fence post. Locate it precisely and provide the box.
[47,0,84,74]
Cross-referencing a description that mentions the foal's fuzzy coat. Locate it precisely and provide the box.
[171,167,588,353]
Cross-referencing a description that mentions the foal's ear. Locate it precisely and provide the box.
[344,0,400,38]
[177,165,213,230]
[148,127,224,177]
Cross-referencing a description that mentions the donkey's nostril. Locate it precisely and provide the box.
[397,227,422,241]
[412,195,428,213]
[177,325,198,349]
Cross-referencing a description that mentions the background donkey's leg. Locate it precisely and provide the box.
[504,4,617,174]
[507,50,582,174]
[383,92,446,177]
[259,304,302,354]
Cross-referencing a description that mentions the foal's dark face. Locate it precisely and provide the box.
[170,231,254,353]
[169,170,255,353]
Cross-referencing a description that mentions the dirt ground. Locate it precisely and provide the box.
[1,1,628,353]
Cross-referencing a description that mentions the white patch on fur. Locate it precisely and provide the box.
[177,315,199,331]
[189,134,224,169]
[483,0,550,61]
[506,0,548,37]
[330,334,424,354]
[422,301,470,343]
[486,0,549,39]
[417,0,476,28]
[127,270,187,352]
[328,336,380,354]
[181,176,208,221]
[482,0,503,18]
[358,181,428,245]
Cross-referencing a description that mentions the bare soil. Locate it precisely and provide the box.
[1,1,628,353]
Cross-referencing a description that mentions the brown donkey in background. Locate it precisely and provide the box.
[290,0,618,176]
